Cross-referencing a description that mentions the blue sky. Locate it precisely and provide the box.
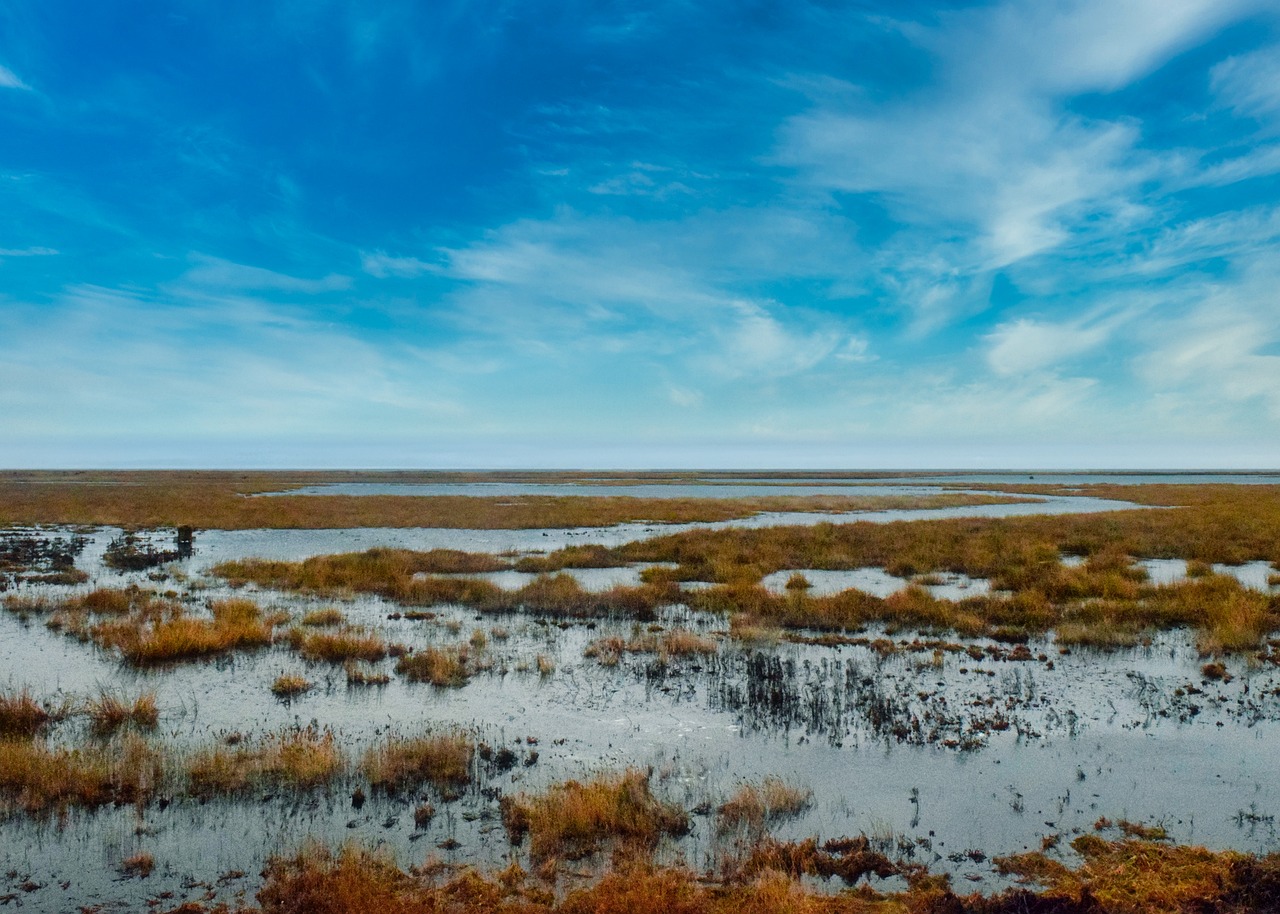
[3,0,1280,468]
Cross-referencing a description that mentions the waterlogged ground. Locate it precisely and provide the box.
[1,491,1279,911]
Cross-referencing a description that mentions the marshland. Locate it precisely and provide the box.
[2,470,1279,912]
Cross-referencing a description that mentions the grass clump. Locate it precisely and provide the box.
[271,674,314,698]
[0,733,164,815]
[360,730,474,793]
[119,852,155,878]
[290,625,392,662]
[186,725,342,795]
[395,646,471,687]
[996,834,1258,914]
[90,597,278,665]
[716,776,813,836]
[85,689,159,735]
[344,661,391,686]
[500,768,689,863]
[0,688,54,739]
[584,628,717,665]
[300,607,345,627]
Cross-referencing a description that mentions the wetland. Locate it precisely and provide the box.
[1,471,1279,913]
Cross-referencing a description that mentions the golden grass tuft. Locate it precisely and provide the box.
[84,689,159,735]
[716,777,813,836]
[88,597,277,665]
[186,725,342,795]
[360,730,474,793]
[0,688,53,739]
[996,834,1257,914]
[584,628,717,665]
[0,732,164,815]
[271,674,314,698]
[301,607,346,627]
[290,626,392,662]
[395,646,471,687]
[344,660,391,686]
[500,768,689,863]
[119,851,155,878]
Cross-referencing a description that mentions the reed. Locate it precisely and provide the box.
[343,661,391,686]
[91,598,277,665]
[301,607,346,627]
[0,733,164,815]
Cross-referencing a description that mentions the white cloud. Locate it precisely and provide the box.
[1212,45,1280,123]
[361,250,437,278]
[177,254,352,293]
[986,317,1111,376]
[772,0,1265,328]
[0,246,57,257]
[0,64,29,90]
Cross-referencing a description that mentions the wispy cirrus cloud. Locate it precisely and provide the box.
[0,63,29,90]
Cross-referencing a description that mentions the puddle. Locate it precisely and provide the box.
[421,564,678,593]
[759,568,992,600]
[1137,558,1279,591]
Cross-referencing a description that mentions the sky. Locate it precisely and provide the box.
[2,0,1280,469]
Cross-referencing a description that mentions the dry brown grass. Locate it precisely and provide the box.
[0,688,54,739]
[121,829,1280,914]
[186,725,342,795]
[395,646,471,687]
[271,674,314,698]
[0,733,164,815]
[995,833,1265,914]
[289,625,393,662]
[717,777,813,836]
[500,768,689,863]
[584,628,718,664]
[301,607,346,627]
[84,689,159,735]
[360,730,474,793]
[119,851,155,878]
[90,597,278,665]
[344,661,391,686]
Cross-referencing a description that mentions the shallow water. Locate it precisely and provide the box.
[1138,558,1279,592]
[758,568,992,600]
[2,492,1278,911]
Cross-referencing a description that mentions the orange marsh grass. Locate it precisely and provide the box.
[182,834,1280,914]
[395,645,471,687]
[0,688,55,739]
[186,725,342,795]
[90,597,278,665]
[717,777,814,837]
[289,625,396,662]
[500,768,689,863]
[0,470,1026,530]
[84,689,159,735]
[0,733,165,815]
[360,730,474,793]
